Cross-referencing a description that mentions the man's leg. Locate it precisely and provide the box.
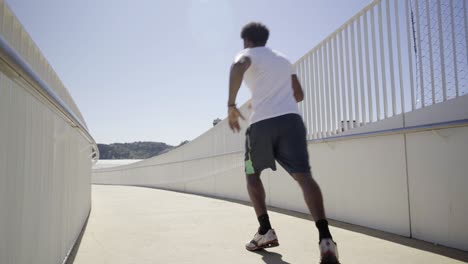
[291,172,333,242]
[274,114,339,262]
[244,172,279,251]
[246,173,267,216]
[246,173,272,235]
[291,172,326,221]
[244,120,281,250]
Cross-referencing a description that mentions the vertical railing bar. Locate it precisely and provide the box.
[308,55,314,135]
[303,60,308,115]
[464,0,468,77]
[302,57,309,137]
[315,51,321,138]
[323,42,331,136]
[320,46,327,138]
[316,47,322,138]
[345,27,353,130]
[310,53,315,139]
[316,49,321,138]
[351,20,360,128]
[371,6,381,120]
[405,0,416,111]
[329,40,337,135]
[296,61,303,115]
[436,0,446,102]
[311,53,318,139]
[425,0,436,105]
[357,16,367,125]
[339,30,348,131]
[305,55,312,139]
[364,11,373,123]
[333,39,338,134]
[450,0,459,97]
[304,55,312,139]
[0,0,4,36]
[415,0,425,107]
[386,0,397,116]
[394,0,405,113]
[378,1,389,118]
[334,36,342,134]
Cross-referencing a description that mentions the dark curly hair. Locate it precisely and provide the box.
[240,22,269,46]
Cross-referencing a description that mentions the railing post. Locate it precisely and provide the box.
[415,0,425,108]
[357,16,367,125]
[345,27,353,129]
[450,0,459,98]
[395,0,405,114]
[386,0,397,116]
[351,21,360,128]
[378,1,389,118]
[333,36,342,133]
[339,30,348,131]
[311,53,318,138]
[371,6,382,121]
[364,12,373,122]
[435,0,446,102]
[406,0,416,111]
[319,46,326,138]
[328,40,337,134]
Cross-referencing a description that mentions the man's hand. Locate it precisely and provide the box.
[292,74,304,102]
[228,107,245,133]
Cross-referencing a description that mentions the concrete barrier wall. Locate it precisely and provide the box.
[93,99,468,252]
[0,2,96,263]
[406,126,468,251]
[0,71,93,263]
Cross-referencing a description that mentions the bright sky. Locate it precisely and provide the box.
[8,0,370,145]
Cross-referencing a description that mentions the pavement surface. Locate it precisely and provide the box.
[70,185,468,264]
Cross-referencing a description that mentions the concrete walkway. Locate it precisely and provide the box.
[71,185,468,264]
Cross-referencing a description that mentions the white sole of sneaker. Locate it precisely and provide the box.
[245,240,279,251]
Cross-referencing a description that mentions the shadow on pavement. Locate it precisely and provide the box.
[252,250,292,264]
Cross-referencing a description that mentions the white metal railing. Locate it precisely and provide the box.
[295,0,468,140]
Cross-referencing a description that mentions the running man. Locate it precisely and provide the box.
[227,22,340,264]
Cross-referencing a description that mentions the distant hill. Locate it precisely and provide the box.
[98,141,175,159]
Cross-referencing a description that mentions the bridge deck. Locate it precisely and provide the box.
[70,185,467,264]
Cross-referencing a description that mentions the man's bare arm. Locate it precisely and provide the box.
[227,56,251,132]
[292,74,304,102]
[228,57,251,106]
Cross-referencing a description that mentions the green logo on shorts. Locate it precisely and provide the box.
[245,129,255,174]
[245,159,255,174]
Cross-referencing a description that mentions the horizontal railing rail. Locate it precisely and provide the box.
[0,35,99,160]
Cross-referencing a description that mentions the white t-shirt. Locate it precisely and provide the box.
[235,47,299,124]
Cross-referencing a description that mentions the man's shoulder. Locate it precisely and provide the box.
[237,47,271,56]
[270,49,291,61]
[235,47,291,64]
[234,48,252,62]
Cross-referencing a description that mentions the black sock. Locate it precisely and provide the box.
[258,214,272,235]
[316,219,332,242]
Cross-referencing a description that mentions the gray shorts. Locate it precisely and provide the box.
[244,113,311,175]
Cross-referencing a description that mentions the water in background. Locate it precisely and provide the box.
[93,159,143,169]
